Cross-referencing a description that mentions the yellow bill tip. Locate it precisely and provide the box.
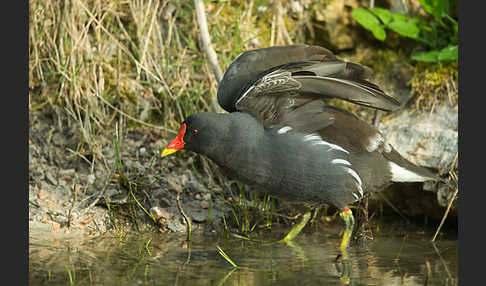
[161,147,179,158]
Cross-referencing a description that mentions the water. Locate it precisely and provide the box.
[29,225,457,285]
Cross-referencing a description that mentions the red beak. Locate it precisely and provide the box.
[161,123,186,157]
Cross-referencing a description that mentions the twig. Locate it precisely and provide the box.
[67,184,79,228]
[177,188,192,241]
[432,164,458,242]
[194,0,223,83]
[432,185,458,242]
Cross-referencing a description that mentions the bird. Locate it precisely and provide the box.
[161,45,440,252]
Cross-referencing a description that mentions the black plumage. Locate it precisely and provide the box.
[162,45,440,249]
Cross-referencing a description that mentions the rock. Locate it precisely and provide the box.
[202,193,211,201]
[59,169,76,176]
[167,221,186,233]
[167,177,182,192]
[191,209,208,223]
[190,208,223,223]
[150,206,171,221]
[187,179,207,193]
[87,174,96,185]
[380,104,458,173]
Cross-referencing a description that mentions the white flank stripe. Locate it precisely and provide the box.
[303,134,322,142]
[344,167,363,186]
[303,133,349,154]
[357,184,364,196]
[331,158,351,166]
[277,126,293,134]
[389,162,429,182]
[314,141,349,153]
[352,193,359,199]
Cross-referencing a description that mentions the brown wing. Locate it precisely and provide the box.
[217,45,400,133]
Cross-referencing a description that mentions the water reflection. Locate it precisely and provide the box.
[29,226,457,285]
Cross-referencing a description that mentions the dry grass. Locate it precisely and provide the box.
[29,1,306,166]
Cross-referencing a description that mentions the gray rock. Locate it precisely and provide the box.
[202,193,211,201]
[87,174,96,185]
[187,179,208,193]
[190,209,208,223]
[380,104,458,173]
[59,169,76,176]
[167,221,186,233]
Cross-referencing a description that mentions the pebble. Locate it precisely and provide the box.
[200,200,209,209]
[167,177,182,192]
[191,210,208,223]
[150,206,171,221]
[187,180,206,193]
[202,193,211,201]
[167,221,186,233]
[59,169,76,176]
[87,174,96,185]
[139,147,146,155]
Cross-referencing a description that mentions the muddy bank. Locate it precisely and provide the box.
[29,109,231,239]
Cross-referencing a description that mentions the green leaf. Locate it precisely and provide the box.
[371,26,387,41]
[411,50,441,62]
[388,19,420,38]
[352,7,387,41]
[391,13,409,22]
[371,7,393,25]
[438,45,458,61]
[417,0,449,19]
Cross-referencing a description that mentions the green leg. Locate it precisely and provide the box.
[338,207,354,285]
[279,211,312,243]
[339,207,355,258]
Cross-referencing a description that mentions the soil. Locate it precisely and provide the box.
[29,109,230,239]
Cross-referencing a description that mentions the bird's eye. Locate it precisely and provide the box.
[191,129,199,136]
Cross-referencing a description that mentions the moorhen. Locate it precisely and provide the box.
[161,45,440,251]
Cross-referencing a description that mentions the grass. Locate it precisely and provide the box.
[65,265,74,285]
